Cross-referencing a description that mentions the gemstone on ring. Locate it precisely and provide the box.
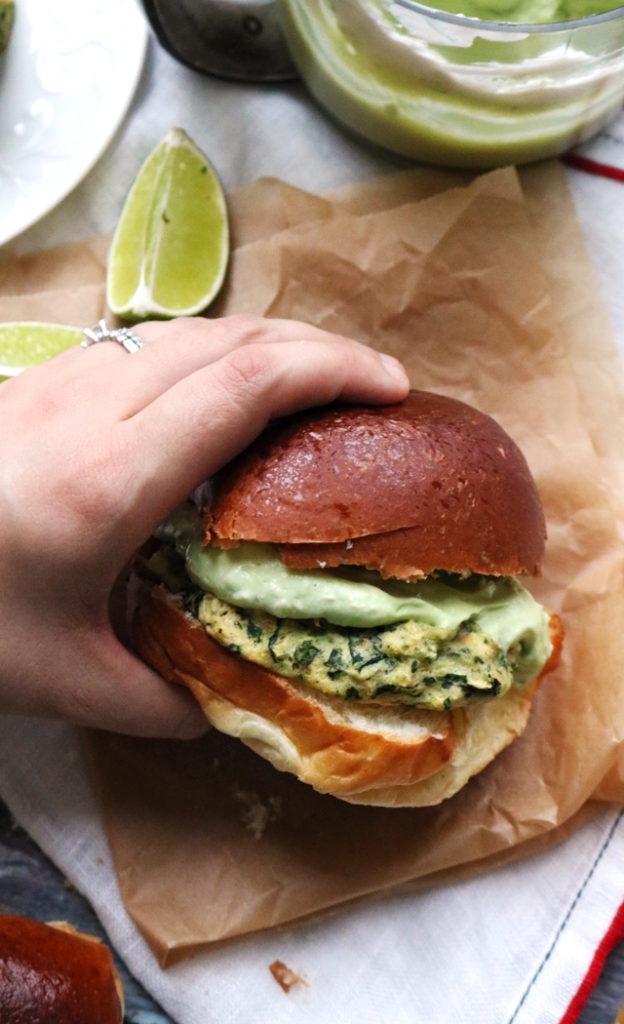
[81,319,144,354]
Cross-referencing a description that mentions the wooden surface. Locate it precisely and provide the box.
[0,796,622,1023]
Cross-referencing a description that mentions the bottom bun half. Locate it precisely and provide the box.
[133,584,563,807]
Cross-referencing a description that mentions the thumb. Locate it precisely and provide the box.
[71,629,209,738]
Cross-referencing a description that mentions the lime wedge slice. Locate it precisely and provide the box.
[0,1,14,54]
[0,321,84,379]
[106,127,230,321]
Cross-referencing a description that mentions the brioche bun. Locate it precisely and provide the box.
[132,390,562,807]
[209,390,546,579]
[0,916,124,1023]
[134,587,562,806]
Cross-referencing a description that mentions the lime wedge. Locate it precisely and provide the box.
[0,1,14,54]
[106,127,230,321]
[0,321,84,379]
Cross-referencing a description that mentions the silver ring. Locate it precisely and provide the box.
[81,319,144,355]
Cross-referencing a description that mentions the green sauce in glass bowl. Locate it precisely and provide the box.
[276,0,624,168]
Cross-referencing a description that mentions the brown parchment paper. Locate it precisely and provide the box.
[2,162,623,966]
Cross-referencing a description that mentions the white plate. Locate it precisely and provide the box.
[0,0,148,247]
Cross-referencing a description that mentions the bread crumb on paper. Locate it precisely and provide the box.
[269,960,308,993]
[230,785,282,840]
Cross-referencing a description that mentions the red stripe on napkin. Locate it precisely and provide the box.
[560,900,624,1024]
[562,153,624,184]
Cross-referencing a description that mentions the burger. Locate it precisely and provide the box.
[132,390,563,807]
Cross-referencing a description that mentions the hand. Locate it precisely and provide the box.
[0,315,408,737]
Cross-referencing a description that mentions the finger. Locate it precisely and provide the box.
[82,640,209,738]
[122,333,409,528]
[121,317,336,416]
[19,630,209,738]
[3,317,244,432]
[63,315,406,420]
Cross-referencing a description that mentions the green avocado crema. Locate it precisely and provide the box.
[152,505,552,712]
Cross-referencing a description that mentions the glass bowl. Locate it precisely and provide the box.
[276,0,624,168]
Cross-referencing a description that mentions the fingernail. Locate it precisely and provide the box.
[378,352,409,386]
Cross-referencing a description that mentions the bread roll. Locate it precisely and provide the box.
[210,390,546,578]
[134,585,562,805]
[132,390,562,806]
[0,916,124,1023]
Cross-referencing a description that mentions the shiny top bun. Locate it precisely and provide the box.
[209,390,546,580]
[0,916,124,1024]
